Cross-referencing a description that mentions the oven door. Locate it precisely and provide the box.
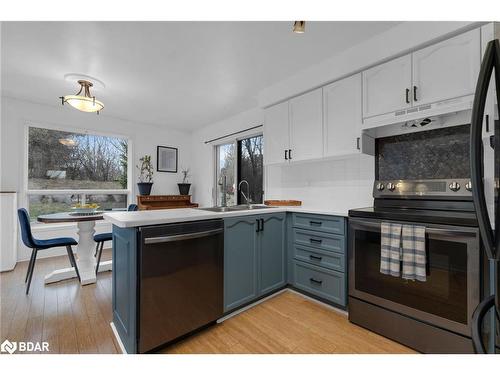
[348,217,480,336]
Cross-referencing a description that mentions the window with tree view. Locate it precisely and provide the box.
[27,126,129,219]
[215,134,263,206]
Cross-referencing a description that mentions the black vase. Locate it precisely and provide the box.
[137,182,153,196]
[178,183,191,195]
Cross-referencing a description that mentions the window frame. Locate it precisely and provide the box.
[212,130,264,206]
[24,121,133,220]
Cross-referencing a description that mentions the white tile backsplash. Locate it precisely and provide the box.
[265,154,375,212]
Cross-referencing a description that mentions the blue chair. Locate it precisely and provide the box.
[94,204,138,274]
[17,208,81,294]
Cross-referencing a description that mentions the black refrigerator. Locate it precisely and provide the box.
[470,38,500,353]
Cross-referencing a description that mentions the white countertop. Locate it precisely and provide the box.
[103,206,348,228]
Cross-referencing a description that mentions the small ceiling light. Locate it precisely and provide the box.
[60,80,104,114]
[293,21,305,34]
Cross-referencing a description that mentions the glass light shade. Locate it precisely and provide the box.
[293,21,305,33]
[64,95,104,113]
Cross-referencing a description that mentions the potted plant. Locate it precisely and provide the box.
[178,168,191,195]
[136,155,154,196]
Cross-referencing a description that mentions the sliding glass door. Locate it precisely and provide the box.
[237,135,263,204]
[214,134,263,206]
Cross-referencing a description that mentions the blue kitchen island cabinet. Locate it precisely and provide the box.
[223,212,286,312]
[111,224,138,354]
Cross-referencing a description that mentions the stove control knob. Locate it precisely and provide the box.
[465,181,472,192]
[376,183,385,191]
[449,181,461,192]
[387,182,396,191]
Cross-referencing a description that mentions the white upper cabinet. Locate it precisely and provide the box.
[289,88,324,162]
[263,101,290,165]
[323,74,362,157]
[362,54,412,118]
[412,29,480,107]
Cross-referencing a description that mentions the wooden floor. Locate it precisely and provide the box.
[0,252,414,354]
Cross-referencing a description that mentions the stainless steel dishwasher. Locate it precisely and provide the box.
[138,219,224,353]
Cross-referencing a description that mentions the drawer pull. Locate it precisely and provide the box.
[309,220,322,226]
[309,254,322,261]
[309,277,323,285]
[310,238,322,244]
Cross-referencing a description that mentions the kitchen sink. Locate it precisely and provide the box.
[197,205,273,213]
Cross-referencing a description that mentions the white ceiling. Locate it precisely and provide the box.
[1,21,400,131]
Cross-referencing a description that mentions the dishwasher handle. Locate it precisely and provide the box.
[144,228,223,244]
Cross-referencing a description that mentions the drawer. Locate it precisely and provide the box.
[292,213,344,235]
[293,245,345,272]
[293,261,346,306]
[292,229,345,254]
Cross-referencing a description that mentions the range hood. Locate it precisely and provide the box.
[362,94,474,131]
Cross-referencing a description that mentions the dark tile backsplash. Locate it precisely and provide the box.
[376,124,470,180]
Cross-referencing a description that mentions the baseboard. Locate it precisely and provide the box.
[110,322,128,354]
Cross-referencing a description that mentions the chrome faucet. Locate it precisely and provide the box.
[238,180,250,206]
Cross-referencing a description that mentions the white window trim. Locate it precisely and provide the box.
[23,121,133,218]
[213,131,264,206]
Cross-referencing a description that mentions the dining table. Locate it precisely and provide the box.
[37,211,112,285]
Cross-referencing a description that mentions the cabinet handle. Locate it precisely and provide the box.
[310,238,323,244]
[284,149,288,160]
[309,255,323,261]
[486,114,490,133]
[309,221,322,226]
[260,218,264,231]
[413,86,418,102]
[356,137,360,150]
[256,219,261,232]
[310,278,323,285]
[288,149,292,160]
[405,88,410,104]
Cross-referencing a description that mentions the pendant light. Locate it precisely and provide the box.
[293,21,305,33]
[60,80,104,114]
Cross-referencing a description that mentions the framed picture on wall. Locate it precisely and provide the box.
[157,146,178,173]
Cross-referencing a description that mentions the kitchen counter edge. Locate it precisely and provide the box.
[103,207,348,228]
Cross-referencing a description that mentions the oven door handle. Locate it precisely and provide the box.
[350,220,477,238]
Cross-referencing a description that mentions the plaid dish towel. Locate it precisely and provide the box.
[402,225,427,282]
[380,222,402,277]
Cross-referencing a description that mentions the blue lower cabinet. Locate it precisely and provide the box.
[224,216,259,312]
[293,260,346,306]
[259,213,286,295]
[112,225,138,354]
[290,213,347,308]
[223,212,286,312]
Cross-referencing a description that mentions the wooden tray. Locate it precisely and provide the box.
[264,200,302,207]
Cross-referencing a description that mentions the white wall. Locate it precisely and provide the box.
[191,107,264,206]
[265,155,374,213]
[0,96,193,261]
[190,106,374,212]
[191,22,481,213]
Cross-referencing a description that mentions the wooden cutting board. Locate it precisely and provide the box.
[264,200,302,207]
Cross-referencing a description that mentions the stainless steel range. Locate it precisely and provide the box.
[348,127,488,354]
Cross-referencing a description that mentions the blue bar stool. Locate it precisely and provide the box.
[17,208,81,294]
[94,204,138,274]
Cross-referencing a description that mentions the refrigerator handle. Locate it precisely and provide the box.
[470,39,498,261]
[471,294,495,354]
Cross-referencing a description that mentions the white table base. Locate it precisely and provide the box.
[44,220,112,285]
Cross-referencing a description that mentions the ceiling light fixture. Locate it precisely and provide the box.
[60,80,104,114]
[293,21,305,34]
